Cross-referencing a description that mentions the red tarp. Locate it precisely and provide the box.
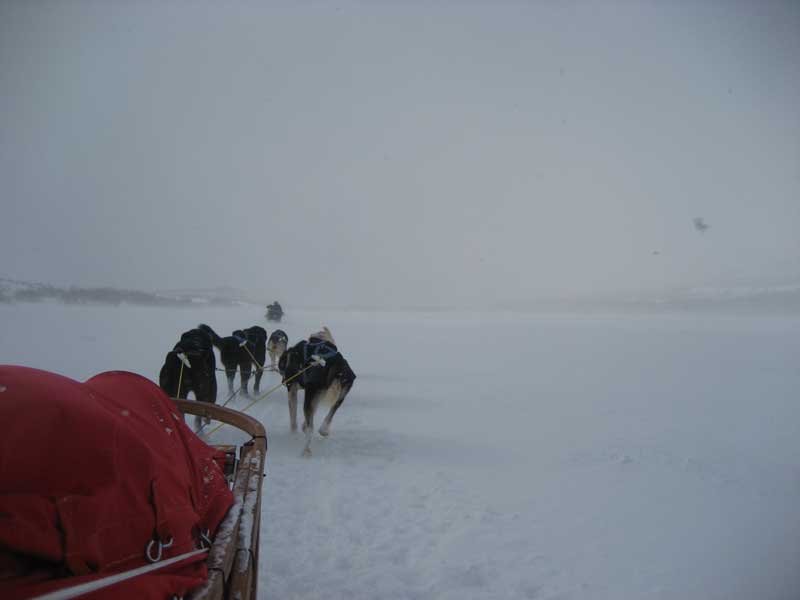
[0,366,234,600]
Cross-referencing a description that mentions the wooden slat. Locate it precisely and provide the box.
[211,452,251,577]
[248,448,264,600]
[228,443,266,600]
[187,571,224,600]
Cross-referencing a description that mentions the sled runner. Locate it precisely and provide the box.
[0,366,266,600]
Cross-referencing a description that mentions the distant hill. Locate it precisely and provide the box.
[156,286,268,306]
[0,278,257,307]
[654,284,800,314]
[4,277,800,314]
[495,284,800,315]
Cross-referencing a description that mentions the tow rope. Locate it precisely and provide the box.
[201,360,321,439]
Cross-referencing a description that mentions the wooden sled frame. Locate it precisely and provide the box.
[173,399,267,600]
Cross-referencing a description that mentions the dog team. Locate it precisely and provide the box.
[159,321,355,456]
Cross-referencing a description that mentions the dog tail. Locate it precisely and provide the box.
[198,323,222,347]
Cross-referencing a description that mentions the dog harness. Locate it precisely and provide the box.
[293,340,338,386]
[303,340,339,366]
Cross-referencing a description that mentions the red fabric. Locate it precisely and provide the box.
[0,366,234,600]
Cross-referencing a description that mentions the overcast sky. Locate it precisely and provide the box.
[1,0,798,307]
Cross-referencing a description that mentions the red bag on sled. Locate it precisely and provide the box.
[0,366,234,600]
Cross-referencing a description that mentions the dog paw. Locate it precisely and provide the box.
[290,424,298,433]
[302,447,312,458]
[318,426,330,437]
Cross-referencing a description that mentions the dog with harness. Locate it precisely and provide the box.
[198,324,264,398]
[242,325,268,394]
[278,327,356,456]
[159,328,218,406]
[267,329,289,370]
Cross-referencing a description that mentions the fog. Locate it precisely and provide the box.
[2,1,798,309]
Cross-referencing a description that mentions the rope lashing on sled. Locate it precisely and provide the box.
[145,535,174,563]
[202,360,322,439]
[31,548,209,600]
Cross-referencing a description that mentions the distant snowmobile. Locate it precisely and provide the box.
[266,301,284,322]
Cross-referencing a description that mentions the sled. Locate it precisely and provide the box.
[0,366,266,600]
[173,399,267,600]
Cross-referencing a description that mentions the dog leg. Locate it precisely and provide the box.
[301,393,320,433]
[302,391,320,457]
[318,416,332,437]
[253,368,263,395]
[240,363,252,397]
[288,383,299,432]
[318,380,344,437]
[226,369,236,396]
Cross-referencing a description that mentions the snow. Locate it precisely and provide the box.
[2,301,800,599]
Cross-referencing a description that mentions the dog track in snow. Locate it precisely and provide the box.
[257,416,564,599]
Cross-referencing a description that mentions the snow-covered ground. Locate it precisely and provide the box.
[2,302,800,599]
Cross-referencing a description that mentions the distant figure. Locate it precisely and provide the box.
[266,301,284,322]
[693,217,710,233]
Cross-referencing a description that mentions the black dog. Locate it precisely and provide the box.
[159,328,218,406]
[278,327,356,457]
[198,324,254,397]
[242,325,268,394]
